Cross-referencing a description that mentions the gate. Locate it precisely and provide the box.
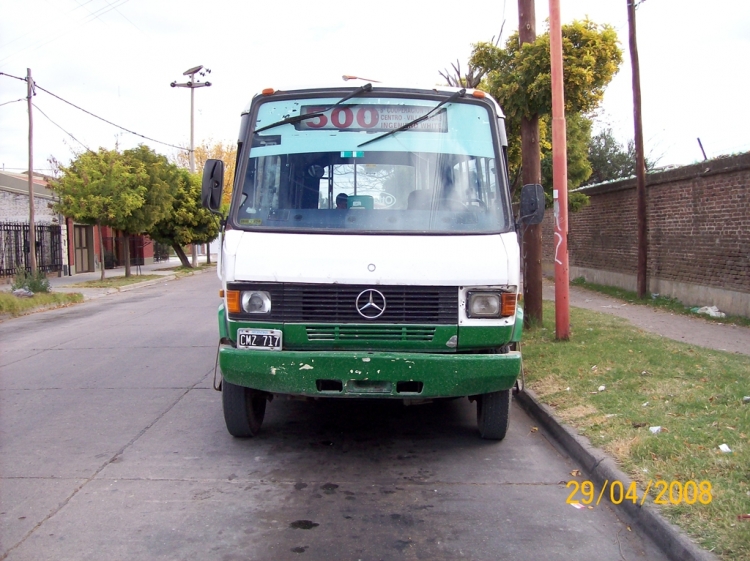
[0,222,63,277]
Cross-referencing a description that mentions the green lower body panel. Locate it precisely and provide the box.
[219,347,521,398]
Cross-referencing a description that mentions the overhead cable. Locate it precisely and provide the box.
[32,102,93,153]
[34,83,188,152]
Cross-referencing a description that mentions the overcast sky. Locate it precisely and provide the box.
[1,0,749,175]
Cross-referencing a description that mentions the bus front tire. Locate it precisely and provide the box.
[477,389,511,440]
[222,379,266,437]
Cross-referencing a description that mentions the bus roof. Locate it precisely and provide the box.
[240,82,504,118]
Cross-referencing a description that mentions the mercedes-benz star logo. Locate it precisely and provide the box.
[356,289,386,319]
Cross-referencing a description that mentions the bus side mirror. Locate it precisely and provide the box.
[202,159,225,212]
[519,183,545,225]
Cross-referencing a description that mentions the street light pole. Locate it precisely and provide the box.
[171,65,211,266]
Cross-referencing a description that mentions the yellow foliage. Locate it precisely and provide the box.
[175,140,237,205]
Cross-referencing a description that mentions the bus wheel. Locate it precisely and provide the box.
[222,380,266,437]
[477,389,511,440]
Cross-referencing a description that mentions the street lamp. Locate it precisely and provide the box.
[170,65,211,173]
[171,65,211,265]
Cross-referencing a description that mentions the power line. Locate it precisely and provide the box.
[0,97,25,108]
[1,71,189,157]
[0,0,132,66]
[32,102,93,153]
[33,82,188,152]
[0,71,27,82]
[0,0,99,51]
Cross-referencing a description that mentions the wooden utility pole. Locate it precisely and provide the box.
[628,0,648,298]
[26,67,37,274]
[549,0,570,340]
[518,0,543,327]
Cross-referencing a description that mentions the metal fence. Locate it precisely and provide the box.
[0,222,62,277]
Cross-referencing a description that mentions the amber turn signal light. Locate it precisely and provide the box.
[226,290,241,313]
[501,293,517,317]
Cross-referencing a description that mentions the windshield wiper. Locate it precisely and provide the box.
[253,83,373,134]
[358,88,466,148]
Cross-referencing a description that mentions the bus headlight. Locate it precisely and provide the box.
[241,291,271,314]
[467,291,516,318]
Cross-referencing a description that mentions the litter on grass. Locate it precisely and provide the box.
[598,385,606,392]
[12,288,34,298]
[719,444,732,453]
[743,396,750,404]
[692,305,726,318]
[649,426,662,434]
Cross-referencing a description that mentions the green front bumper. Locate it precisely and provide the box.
[219,346,521,398]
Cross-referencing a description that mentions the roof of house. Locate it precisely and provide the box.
[0,171,56,200]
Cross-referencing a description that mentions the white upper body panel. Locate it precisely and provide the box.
[221,229,519,288]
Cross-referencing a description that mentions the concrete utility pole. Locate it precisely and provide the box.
[549,0,570,340]
[628,1,648,298]
[27,67,37,273]
[171,65,212,267]
[518,0,543,328]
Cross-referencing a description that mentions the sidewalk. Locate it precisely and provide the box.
[542,278,750,356]
[44,255,215,301]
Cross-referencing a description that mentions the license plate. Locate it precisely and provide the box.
[237,329,282,350]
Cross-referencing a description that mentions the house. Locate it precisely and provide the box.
[0,170,160,277]
[0,170,66,276]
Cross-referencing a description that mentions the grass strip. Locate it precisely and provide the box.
[571,277,750,328]
[71,274,163,289]
[0,292,83,316]
[523,301,750,561]
[154,263,215,277]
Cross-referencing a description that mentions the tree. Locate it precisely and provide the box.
[51,148,151,280]
[584,127,656,186]
[470,18,623,202]
[540,113,593,211]
[175,140,237,205]
[145,167,220,268]
[118,146,175,276]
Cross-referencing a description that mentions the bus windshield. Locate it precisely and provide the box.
[233,92,512,233]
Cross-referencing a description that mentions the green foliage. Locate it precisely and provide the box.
[539,113,593,211]
[584,127,657,186]
[586,127,635,184]
[145,167,220,248]
[11,267,51,293]
[51,145,217,266]
[50,148,145,227]
[119,146,175,234]
[50,146,173,235]
[469,19,622,206]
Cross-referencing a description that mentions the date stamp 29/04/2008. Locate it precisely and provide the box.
[566,479,713,507]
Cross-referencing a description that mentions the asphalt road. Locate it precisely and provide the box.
[0,272,670,561]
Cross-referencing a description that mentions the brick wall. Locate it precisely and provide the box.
[542,152,750,315]
[0,190,57,224]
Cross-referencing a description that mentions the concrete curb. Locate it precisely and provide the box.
[515,388,719,561]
